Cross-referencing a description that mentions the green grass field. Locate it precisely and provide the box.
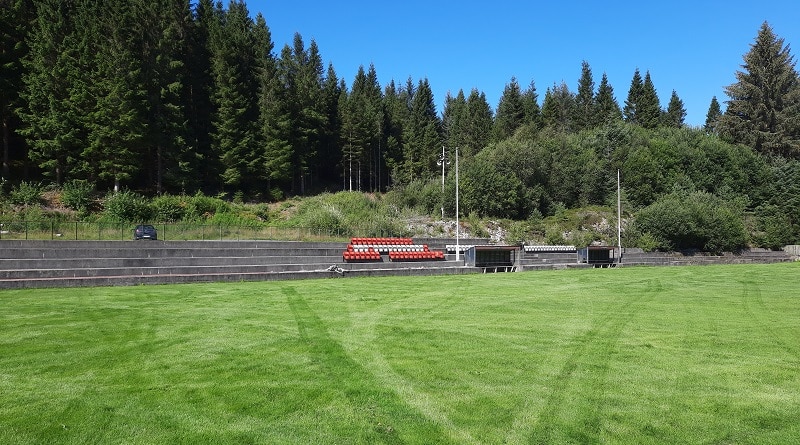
[2,263,799,444]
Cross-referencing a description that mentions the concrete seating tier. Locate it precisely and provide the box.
[0,240,468,289]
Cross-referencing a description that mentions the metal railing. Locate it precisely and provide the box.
[0,221,394,242]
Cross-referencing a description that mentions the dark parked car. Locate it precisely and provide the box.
[133,224,157,240]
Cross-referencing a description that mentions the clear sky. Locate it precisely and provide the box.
[245,0,800,127]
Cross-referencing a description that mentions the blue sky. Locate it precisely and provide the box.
[245,0,800,126]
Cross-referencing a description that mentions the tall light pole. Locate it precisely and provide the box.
[455,147,460,262]
[436,146,449,219]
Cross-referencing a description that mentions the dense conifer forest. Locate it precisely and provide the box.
[2,0,800,249]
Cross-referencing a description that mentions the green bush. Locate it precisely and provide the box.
[102,190,152,223]
[152,195,186,222]
[10,181,44,206]
[185,192,231,220]
[633,191,747,253]
[61,180,95,213]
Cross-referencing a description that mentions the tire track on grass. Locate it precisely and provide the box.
[521,278,661,444]
[334,279,484,445]
[740,279,800,360]
[283,285,462,445]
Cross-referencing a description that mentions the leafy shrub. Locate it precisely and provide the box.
[633,191,747,253]
[185,192,231,220]
[10,181,44,206]
[61,180,95,213]
[151,195,186,222]
[102,190,152,223]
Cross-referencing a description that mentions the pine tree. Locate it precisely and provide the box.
[664,90,686,128]
[521,80,542,131]
[185,0,219,192]
[541,82,575,133]
[623,68,643,124]
[638,71,662,129]
[574,60,596,131]
[594,72,622,126]
[463,89,493,157]
[0,0,33,180]
[704,96,722,134]
[209,0,261,195]
[719,22,800,157]
[82,0,146,192]
[382,80,409,186]
[133,0,193,193]
[19,0,85,185]
[401,78,441,183]
[442,89,467,155]
[493,77,525,141]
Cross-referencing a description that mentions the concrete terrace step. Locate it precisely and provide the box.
[0,240,476,289]
[0,263,478,289]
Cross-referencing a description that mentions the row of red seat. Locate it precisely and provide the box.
[342,248,381,262]
[351,237,413,245]
[388,251,445,261]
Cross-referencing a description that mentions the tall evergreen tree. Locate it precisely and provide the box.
[0,0,33,180]
[638,71,662,129]
[493,77,525,141]
[19,0,86,185]
[664,90,686,128]
[209,0,261,195]
[463,88,493,158]
[318,63,343,190]
[81,0,146,191]
[623,68,644,124]
[521,80,542,131]
[704,96,722,134]
[277,34,329,195]
[133,0,193,193]
[401,78,441,183]
[442,89,467,155]
[185,0,220,192]
[574,60,596,131]
[594,72,622,126]
[382,79,409,186]
[719,22,800,157]
[541,82,575,133]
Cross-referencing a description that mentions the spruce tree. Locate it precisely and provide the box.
[638,71,662,129]
[720,22,800,157]
[401,78,441,183]
[623,68,643,124]
[594,72,622,126]
[664,90,686,128]
[19,0,85,185]
[463,89,493,158]
[442,90,467,156]
[541,82,575,133]
[574,60,596,131]
[0,0,33,180]
[382,80,409,186]
[521,80,542,131]
[209,0,261,195]
[704,96,722,134]
[493,77,525,141]
[186,0,219,192]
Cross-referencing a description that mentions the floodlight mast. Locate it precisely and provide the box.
[617,169,622,263]
[437,146,449,219]
[455,147,460,262]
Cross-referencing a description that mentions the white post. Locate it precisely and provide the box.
[617,169,622,263]
[455,147,460,262]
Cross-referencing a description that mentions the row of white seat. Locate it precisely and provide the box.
[349,244,429,253]
[446,245,577,253]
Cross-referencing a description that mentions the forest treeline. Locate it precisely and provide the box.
[2,1,800,248]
